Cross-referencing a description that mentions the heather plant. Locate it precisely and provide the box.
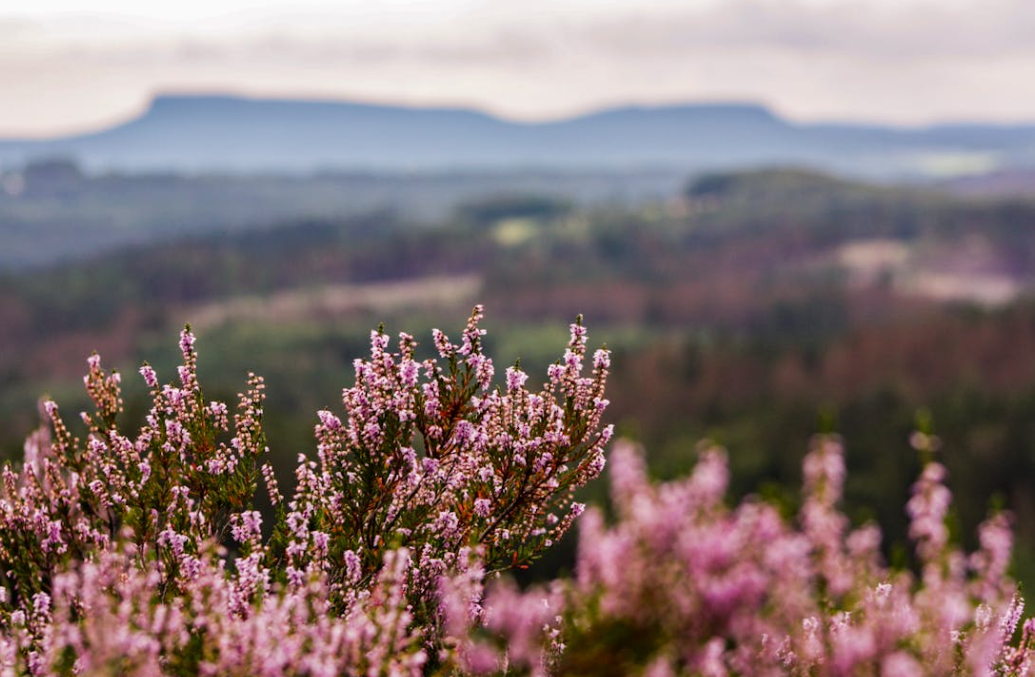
[0,306,613,675]
[477,436,1035,677]
[276,306,612,621]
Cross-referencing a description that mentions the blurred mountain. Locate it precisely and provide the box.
[2,95,1035,176]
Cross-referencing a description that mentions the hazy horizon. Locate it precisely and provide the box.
[3,0,1035,137]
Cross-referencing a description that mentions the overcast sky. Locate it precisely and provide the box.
[3,0,1034,137]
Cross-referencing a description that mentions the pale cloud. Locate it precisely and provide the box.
[1,0,1034,136]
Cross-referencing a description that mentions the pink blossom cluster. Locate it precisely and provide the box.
[2,544,427,676]
[0,307,612,675]
[280,305,613,616]
[483,435,1035,676]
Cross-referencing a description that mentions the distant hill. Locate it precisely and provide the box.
[2,95,1035,177]
[939,168,1035,198]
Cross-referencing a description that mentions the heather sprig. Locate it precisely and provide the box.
[272,308,611,605]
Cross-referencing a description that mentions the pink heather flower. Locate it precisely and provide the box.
[373,330,390,351]
[316,410,342,430]
[231,511,263,544]
[907,462,953,562]
[422,381,441,416]
[473,354,495,390]
[139,364,158,388]
[882,652,923,677]
[31,592,50,617]
[261,463,282,506]
[163,385,184,407]
[432,328,454,357]
[999,595,1025,639]
[208,400,228,419]
[689,447,729,507]
[42,520,65,554]
[343,550,362,582]
[979,515,1013,568]
[847,523,882,557]
[643,659,677,677]
[452,420,476,446]
[87,353,101,371]
[569,321,587,343]
[505,366,528,392]
[474,498,492,518]
[179,328,195,355]
[311,531,329,557]
[460,305,487,356]
[157,528,187,557]
[362,420,381,444]
[696,637,726,677]
[972,512,1014,603]
[436,511,460,538]
[399,359,419,388]
[462,643,500,674]
[586,452,606,477]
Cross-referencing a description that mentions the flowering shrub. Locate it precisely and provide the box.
[0,307,612,675]
[1,304,1033,676]
[491,436,1034,677]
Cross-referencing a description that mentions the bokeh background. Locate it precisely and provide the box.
[4,0,1035,584]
